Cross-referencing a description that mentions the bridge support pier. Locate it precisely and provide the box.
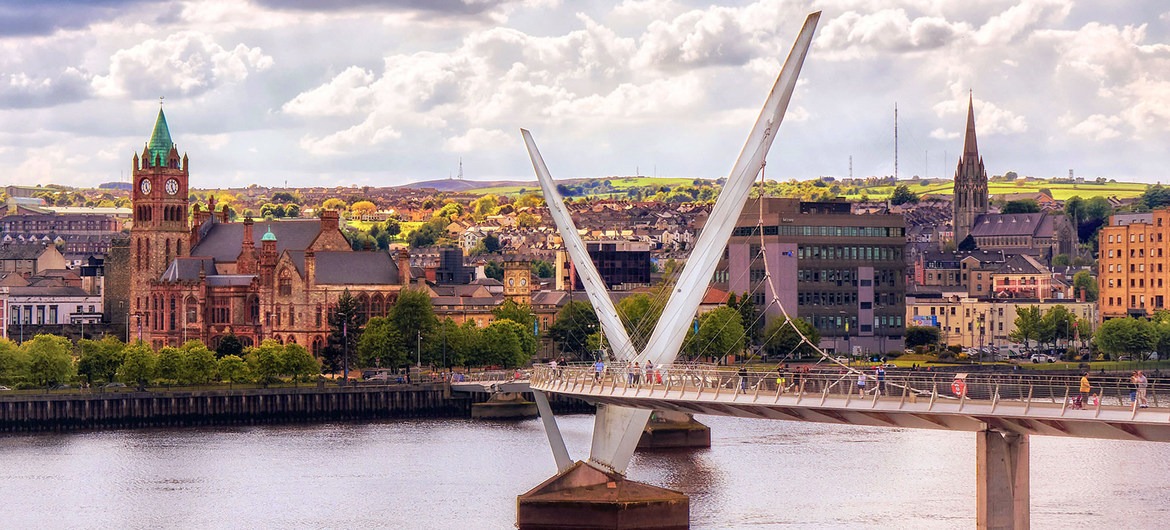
[976,430,1029,530]
[517,460,689,529]
[638,411,710,449]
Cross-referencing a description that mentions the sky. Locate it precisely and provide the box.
[3,0,1170,189]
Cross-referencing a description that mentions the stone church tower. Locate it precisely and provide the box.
[129,107,190,336]
[952,93,988,244]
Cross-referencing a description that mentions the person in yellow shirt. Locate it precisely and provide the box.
[1079,373,1091,409]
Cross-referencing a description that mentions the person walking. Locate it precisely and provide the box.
[593,358,605,383]
[875,366,886,396]
[1136,370,1149,408]
[738,365,749,394]
[644,360,654,386]
[1078,372,1091,409]
[857,371,867,396]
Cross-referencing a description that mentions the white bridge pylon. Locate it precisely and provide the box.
[521,11,821,475]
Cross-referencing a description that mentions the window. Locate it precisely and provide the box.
[279,269,293,296]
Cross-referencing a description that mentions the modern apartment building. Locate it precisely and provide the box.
[706,197,906,355]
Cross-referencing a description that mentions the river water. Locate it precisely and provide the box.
[0,414,1167,529]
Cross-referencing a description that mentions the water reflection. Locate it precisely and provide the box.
[0,414,1166,528]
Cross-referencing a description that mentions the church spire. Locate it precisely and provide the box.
[148,107,174,165]
[963,91,978,158]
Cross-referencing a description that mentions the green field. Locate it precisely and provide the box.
[467,177,703,197]
[843,179,1149,201]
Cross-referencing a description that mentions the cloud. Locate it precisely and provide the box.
[282,66,377,117]
[252,0,517,16]
[1062,113,1123,141]
[0,68,92,108]
[443,128,511,152]
[0,0,155,36]
[91,31,273,98]
[817,9,972,58]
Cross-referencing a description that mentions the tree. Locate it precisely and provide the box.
[763,317,820,359]
[282,343,320,384]
[478,319,534,368]
[480,233,501,254]
[434,318,480,368]
[118,342,158,389]
[957,234,978,251]
[684,306,745,361]
[322,198,348,211]
[323,289,363,374]
[547,301,598,359]
[471,194,500,218]
[23,334,74,387]
[493,300,536,332]
[216,334,243,358]
[517,212,538,228]
[484,261,503,280]
[77,336,125,385]
[904,326,941,349]
[530,260,554,278]
[245,340,285,384]
[1072,270,1098,302]
[0,338,28,383]
[178,340,217,385]
[889,185,919,205]
[1009,306,1042,351]
[383,218,401,237]
[390,288,439,364]
[729,292,759,347]
[617,294,663,351]
[1142,184,1170,210]
[216,355,249,388]
[351,200,377,217]
[1038,305,1077,352]
[157,346,182,382]
[1001,199,1040,213]
[407,218,448,247]
[1096,317,1157,360]
[357,316,406,369]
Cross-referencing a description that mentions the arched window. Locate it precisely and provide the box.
[315,303,323,327]
[176,239,183,257]
[311,336,324,358]
[288,303,295,327]
[169,295,177,331]
[372,294,384,317]
[186,296,198,324]
[136,238,143,271]
[165,238,171,266]
[247,295,260,325]
[357,293,370,323]
[278,269,292,296]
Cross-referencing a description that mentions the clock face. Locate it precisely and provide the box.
[165,178,180,195]
[520,278,527,286]
[508,277,515,287]
[139,179,152,195]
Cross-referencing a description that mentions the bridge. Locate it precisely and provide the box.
[529,364,1169,528]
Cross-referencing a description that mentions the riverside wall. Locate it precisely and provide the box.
[0,384,591,433]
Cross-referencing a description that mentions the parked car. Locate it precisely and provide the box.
[0,385,11,391]
[103,382,126,389]
[1030,354,1055,364]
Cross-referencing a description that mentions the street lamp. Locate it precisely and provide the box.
[416,330,422,368]
[978,312,986,364]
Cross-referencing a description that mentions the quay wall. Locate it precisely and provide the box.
[0,384,586,433]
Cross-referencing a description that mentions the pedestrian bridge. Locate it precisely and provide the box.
[531,364,1170,442]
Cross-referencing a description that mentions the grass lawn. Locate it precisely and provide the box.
[844,179,1149,201]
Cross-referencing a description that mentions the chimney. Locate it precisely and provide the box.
[208,195,217,216]
[243,217,254,245]
[238,217,257,274]
[397,249,411,286]
[320,209,340,233]
[305,250,315,289]
[1078,287,1086,303]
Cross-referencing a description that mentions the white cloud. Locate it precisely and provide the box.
[1063,113,1123,141]
[92,31,273,98]
[282,66,378,117]
[444,128,511,152]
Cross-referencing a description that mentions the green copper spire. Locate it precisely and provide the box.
[147,107,174,165]
[261,225,277,242]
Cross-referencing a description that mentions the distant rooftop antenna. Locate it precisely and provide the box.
[849,155,853,180]
[894,102,899,180]
[459,158,464,180]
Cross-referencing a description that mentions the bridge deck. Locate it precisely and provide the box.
[531,365,1170,442]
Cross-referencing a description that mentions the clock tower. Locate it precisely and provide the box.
[503,260,532,307]
[129,107,191,339]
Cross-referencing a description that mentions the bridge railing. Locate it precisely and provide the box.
[531,364,1166,411]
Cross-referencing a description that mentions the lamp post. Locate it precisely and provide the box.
[341,313,349,385]
[978,312,986,365]
[416,330,422,368]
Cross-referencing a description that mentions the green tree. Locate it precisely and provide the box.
[493,299,536,332]
[547,301,598,359]
[245,339,285,384]
[1009,306,1042,351]
[157,346,182,383]
[216,355,249,388]
[957,234,978,251]
[1096,317,1157,360]
[904,326,941,349]
[178,340,217,385]
[77,336,125,385]
[478,319,533,368]
[357,316,406,369]
[323,289,363,374]
[889,184,919,205]
[617,293,663,351]
[282,343,320,384]
[1072,270,1098,302]
[1001,199,1040,213]
[383,218,401,238]
[530,260,554,278]
[216,334,243,358]
[1141,184,1170,210]
[0,338,28,383]
[407,218,448,247]
[390,288,439,364]
[484,260,503,280]
[763,317,820,359]
[23,334,74,387]
[684,306,745,361]
[117,342,158,389]
[479,233,501,254]
[1038,305,1077,351]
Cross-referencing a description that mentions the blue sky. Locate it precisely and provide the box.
[3,0,1170,188]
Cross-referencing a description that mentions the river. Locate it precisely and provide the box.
[0,414,1167,529]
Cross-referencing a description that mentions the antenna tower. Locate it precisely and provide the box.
[894,102,899,180]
